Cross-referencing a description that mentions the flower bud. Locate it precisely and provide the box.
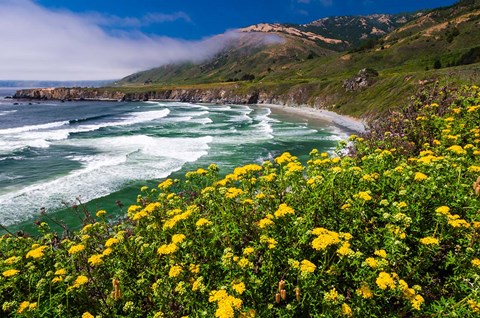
[281,289,287,300]
[295,287,301,301]
[275,293,281,303]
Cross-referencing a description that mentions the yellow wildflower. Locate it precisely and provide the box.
[471,259,480,267]
[260,235,277,249]
[82,224,93,232]
[82,312,95,318]
[274,203,295,218]
[192,276,205,292]
[70,275,89,289]
[225,187,244,199]
[169,265,183,278]
[300,259,316,273]
[243,247,255,256]
[52,276,63,283]
[448,219,470,228]
[237,258,252,268]
[157,243,178,255]
[232,281,246,295]
[337,242,353,256]
[468,166,480,173]
[96,210,106,217]
[341,303,353,317]
[436,206,450,215]
[311,228,340,250]
[324,288,342,304]
[414,172,428,181]
[105,237,120,247]
[17,301,30,314]
[365,257,378,269]
[189,264,200,274]
[196,218,212,228]
[172,234,186,244]
[357,191,372,201]
[376,272,395,290]
[88,254,104,267]
[55,269,67,276]
[26,245,48,259]
[275,152,296,164]
[2,269,20,278]
[102,248,113,256]
[4,256,21,265]
[158,178,173,190]
[411,294,424,310]
[420,237,439,245]
[258,218,274,228]
[356,283,373,299]
[447,145,466,155]
[374,250,387,258]
[468,299,480,313]
[68,244,85,255]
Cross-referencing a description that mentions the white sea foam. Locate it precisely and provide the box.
[0,110,17,116]
[0,109,171,155]
[191,117,213,124]
[0,121,69,135]
[0,134,212,226]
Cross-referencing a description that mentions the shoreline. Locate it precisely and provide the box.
[259,103,367,133]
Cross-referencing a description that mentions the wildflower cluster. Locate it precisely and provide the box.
[1,85,480,316]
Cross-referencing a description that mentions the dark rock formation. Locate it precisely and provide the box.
[13,84,337,110]
[342,68,379,92]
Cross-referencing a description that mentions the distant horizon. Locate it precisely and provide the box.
[0,0,458,81]
[0,80,116,88]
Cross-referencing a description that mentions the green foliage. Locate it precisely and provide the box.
[2,85,480,317]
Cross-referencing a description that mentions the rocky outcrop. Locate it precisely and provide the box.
[14,88,125,101]
[14,87,280,105]
[14,84,337,109]
[342,68,379,92]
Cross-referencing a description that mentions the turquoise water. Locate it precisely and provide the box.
[0,89,350,234]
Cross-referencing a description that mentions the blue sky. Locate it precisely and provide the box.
[0,0,458,80]
[37,0,458,39]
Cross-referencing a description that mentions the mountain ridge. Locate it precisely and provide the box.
[14,0,480,118]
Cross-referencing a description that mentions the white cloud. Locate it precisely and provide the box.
[0,0,279,81]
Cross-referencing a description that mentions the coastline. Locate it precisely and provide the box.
[259,103,367,133]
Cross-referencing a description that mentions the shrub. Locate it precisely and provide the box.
[1,85,480,317]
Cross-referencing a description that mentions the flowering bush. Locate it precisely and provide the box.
[1,85,480,317]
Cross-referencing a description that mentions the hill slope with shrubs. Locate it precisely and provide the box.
[2,84,480,317]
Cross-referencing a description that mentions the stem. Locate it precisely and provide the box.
[0,223,17,237]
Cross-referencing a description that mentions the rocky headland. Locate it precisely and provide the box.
[13,85,339,109]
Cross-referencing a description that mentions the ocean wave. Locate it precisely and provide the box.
[0,110,17,116]
[0,109,171,155]
[0,121,69,135]
[0,134,212,226]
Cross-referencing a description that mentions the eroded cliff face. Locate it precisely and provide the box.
[13,88,126,101]
[13,85,336,109]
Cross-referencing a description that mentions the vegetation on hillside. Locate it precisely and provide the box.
[110,0,480,119]
[1,84,480,317]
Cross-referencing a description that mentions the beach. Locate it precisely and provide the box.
[260,103,366,133]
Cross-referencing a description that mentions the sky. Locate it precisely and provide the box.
[0,0,458,81]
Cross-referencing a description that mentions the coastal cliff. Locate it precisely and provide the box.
[13,86,338,109]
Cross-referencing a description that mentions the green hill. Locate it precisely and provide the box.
[110,0,480,118]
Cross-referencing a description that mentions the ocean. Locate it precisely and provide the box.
[0,87,350,234]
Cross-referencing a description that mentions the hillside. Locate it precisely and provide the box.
[14,0,480,118]
[107,0,480,118]
[117,13,419,86]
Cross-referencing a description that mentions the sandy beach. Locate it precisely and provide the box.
[259,103,367,133]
